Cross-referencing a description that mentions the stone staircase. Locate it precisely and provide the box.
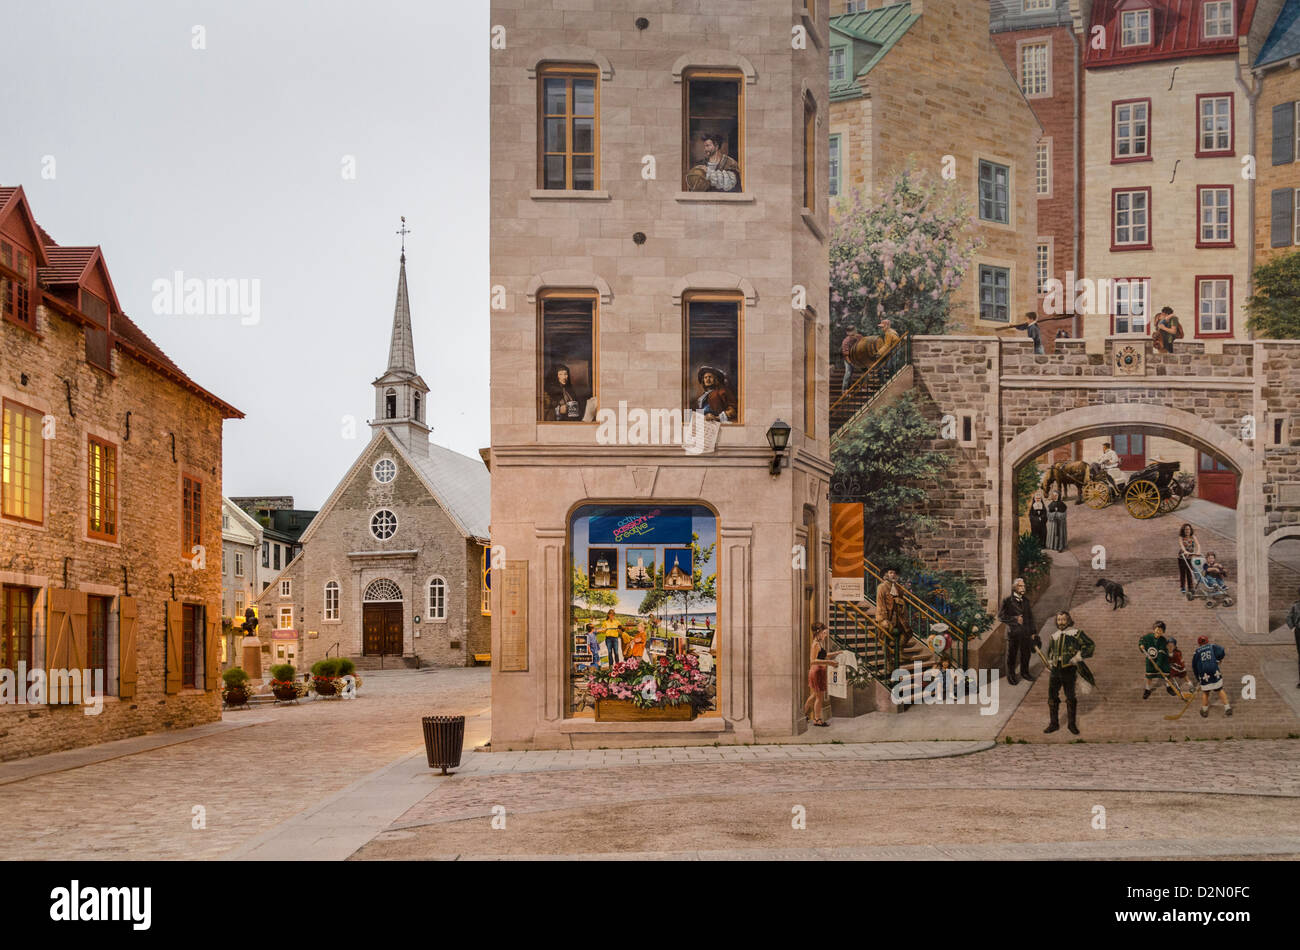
[345,654,421,672]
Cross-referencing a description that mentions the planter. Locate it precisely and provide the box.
[222,686,251,708]
[595,699,697,722]
[271,683,298,701]
[313,677,338,697]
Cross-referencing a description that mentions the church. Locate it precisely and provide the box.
[254,246,491,670]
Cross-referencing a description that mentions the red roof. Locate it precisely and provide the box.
[40,245,96,284]
[1086,0,1258,67]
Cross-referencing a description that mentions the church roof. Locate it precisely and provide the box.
[404,440,491,541]
[385,253,418,378]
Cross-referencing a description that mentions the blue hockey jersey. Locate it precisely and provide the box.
[1192,643,1225,683]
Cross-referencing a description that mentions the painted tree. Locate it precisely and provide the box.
[1246,251,1300,339]
[571,564,617,620]
[830,164,982,344]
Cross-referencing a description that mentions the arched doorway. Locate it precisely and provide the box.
[1266,527,1300,633]
[362,578,404,656]
[1000,405,1262,634]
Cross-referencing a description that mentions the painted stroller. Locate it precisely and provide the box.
[1181,553,1234,608]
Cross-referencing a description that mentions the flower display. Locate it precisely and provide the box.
[587,653,711,710]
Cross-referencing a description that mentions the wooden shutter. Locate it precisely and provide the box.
[1271,188,1294,248]
[1272,102,1295,166]
[67,591,88,705]
[46,589,73,703]
[205,609,220,691]
[164,600,183,694]
[119,596,138,700]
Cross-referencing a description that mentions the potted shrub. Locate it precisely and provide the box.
[222,667,252,708]
[588,653,709,722]
[311,658,342,696]
[335,657,362,691]
[269,663,299,701]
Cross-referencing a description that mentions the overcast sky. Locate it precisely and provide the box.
[3,0,489,509]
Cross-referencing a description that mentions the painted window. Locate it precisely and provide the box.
[829,134,841,198]
[427,577,447,620]
[1198,187,1232,245]
[324,581,339,621]
[0,241,34,330]
[1,400,43,523]
[87,436,118,542]
[1035,243,1050,294]
[683,70,744,193]
[1203,1,1233,38]
[1112,279,1149,334]
[684,293,742,424]
[1121,9,1152,47]
[182,475,202,558]
[803,93,816,213]
[373,458,396,484]
[1197,277,1232,336]
[1113,189,1150,248]
[829,47,846,83]
[538,64,599,191]
[978,161,1009,224]
[979,265,1011,322]
[1023,0,1052,9]
[1197,95,1232,155]
[538,291,596,422]
[370,509,398,540]
[847,0,869,11]
[1035,140,1051,195]
[1113,100,1150,160]
[1019,42,1049,97]
[804,309,817,440]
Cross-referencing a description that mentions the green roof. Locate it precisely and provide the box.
[829,2,920,98]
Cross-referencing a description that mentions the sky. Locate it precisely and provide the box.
[2,0,490,509]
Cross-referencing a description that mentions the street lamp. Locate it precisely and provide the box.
[766,419,791,475]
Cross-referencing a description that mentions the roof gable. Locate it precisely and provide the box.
[1256,0,1300,65]
[1087,0,1258,67]
[0,187,51,266]
[830,3,921,82]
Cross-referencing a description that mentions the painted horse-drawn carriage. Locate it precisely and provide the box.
[1081,459,1195,519]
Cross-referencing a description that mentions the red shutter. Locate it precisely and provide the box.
[119,596,138,700]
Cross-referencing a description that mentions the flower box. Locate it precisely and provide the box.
[595,699,697,722]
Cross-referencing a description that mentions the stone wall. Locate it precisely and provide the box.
[1,301,227,761]
[1254,64,1300,265]
[1260,342,1300,534]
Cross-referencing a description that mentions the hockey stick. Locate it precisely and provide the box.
[1164,684,1200,721]
[1138,646,1193,704]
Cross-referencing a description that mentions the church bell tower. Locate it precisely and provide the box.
[370,218,431,456]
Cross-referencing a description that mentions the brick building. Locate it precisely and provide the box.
[1,185,241,761]
[253,249,490,672]
[828,0,1041,334]
[1255,0,1300,264]
[488,0,832,748]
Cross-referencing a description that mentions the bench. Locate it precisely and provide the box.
[473,653,492,666]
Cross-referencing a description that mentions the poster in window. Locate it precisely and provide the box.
[663,547,694,591]
[540,296,597,422]
[684,75,742,192]
[624,547,656,589]
[587,548,617,589]
[685,298,740,423]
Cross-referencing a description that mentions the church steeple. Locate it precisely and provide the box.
[371,217,431,456]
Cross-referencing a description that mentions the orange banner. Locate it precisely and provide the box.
[831,503,864,579]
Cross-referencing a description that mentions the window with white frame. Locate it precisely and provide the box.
[1035,140,1050,195]
[1035,243,1050,294]
[1121,9,1152,46]
[1113,190,1150,247]
[280,579,291,598]
[324,581,339,621]
[978,160,1010,224]
[278,606,293,629]
[846,0,868,11]
[1198,187,1232,244]
[1023,0,1052,10]
[829,134,841,198]
[373,458,396,484]
[1113,279,1149,334]
[1198,95,1232,154]
[1198,278,1231,335]
[222,549,228,575]
[829,47,846,83]
[234,552,244,577]
[1019,42,1049,97]
[1113,100,1149,159]
[1203,1,1233,38]
[427,577,447,620]
[370,509,397,540]
[234,592,245,616]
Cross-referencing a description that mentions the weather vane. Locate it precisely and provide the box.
[397,215,411,258]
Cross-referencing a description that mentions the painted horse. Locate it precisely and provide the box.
[847,330,902,370]
[1041,460,1090,505]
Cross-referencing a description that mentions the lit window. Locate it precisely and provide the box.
[87,436,118,542]
[1198,187,1232,245]
[1121,9,1152,47]
[1197,95,1232,154]
[1198,278,1231,335]
[979,265,1011,322]
[1113,100,1150,160]
[1020,42,1049,97]
[427,577,446,620]
[538,65,599,191]
[1113,190,1150,247]
[1203,1,1233,38]
[324,581,339,621]
[978,161,1009,224]
[1113,279,1149,334]
[278,606,293,629]
[2,400,44,524]
[371,509,397,540]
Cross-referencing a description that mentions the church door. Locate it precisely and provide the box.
[362,603,403,656]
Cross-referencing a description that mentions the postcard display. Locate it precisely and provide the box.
[569,504,719,717]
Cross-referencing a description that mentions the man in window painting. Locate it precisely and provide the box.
[686,134,740,193]
[695,365,737,423]
[544,363,593,421]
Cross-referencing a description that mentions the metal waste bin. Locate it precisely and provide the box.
[421,715,465,774]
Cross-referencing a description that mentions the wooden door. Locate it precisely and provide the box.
[1197,451,1238,509]
[363,603,403,656]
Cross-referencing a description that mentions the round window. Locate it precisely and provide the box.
[370,509,398,540]
[373,458,396,484]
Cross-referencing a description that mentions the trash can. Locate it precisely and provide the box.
[421,715,465,774]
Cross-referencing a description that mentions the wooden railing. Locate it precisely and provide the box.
[829,333,912,440]
[863,557,972,670]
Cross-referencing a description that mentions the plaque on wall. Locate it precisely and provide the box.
[1112,343,1145,376]
[500,560,528,672]
[1278,483,1300,508]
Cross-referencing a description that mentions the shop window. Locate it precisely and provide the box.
[683,293,741,424]
[2,399,44,524]
[683,70,743,193]
[538,292,596,422]
[568,504,719,719]
[538,65,599,191]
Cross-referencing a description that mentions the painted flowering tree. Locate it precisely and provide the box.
[830,164,982,345]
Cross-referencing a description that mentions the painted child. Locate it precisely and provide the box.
[1139,621,1175,699]
[1167,637,1189,695]
[1192,635,1232,718]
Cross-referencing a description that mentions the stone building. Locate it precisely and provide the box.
[1254,0,1300,264]
[828,0,1041,335]
[1,185,240,761]
[230,497,314,590]
[488,0,832,748]
[253,250,490,672]
[220,497,262,667]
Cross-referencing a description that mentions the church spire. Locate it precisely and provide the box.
[386,217,417,376]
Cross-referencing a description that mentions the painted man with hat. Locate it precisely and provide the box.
[695,365,737,423]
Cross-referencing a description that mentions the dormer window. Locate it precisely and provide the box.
[829,46,846,83]
[384,388,397,419]
[1203,1,1233,38]
[1121,9,1152,47]
[81,290,111,372]
[0,241,33,331]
